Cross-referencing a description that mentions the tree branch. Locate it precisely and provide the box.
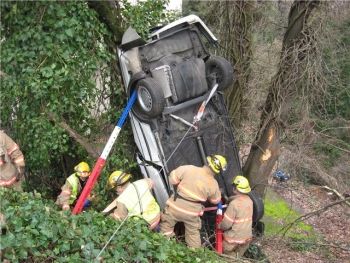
[321,185,350,207]
[281,197,350,236]
[46,112,100,158]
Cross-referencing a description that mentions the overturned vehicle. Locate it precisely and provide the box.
[118,15,264,245]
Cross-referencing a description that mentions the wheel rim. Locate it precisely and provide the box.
[137,86,152,112]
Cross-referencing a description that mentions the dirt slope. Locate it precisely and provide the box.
[261,179,350,263]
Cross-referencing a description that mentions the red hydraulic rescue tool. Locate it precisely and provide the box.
[215,203,224,254]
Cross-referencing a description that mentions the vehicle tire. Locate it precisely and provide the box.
[253,221,265,237]
[132,78,165,120]
[205,56,234,91]
[248,190,264,223]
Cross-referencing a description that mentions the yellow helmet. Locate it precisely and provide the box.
[207,155,227,174]
[108,170,132,189]
[74,162,91,177]
[232,175,251,193]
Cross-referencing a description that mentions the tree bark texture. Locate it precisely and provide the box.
[207,1,254,127]
[243,1,319,197]
[88,1,127,106]
[88,0,124,44]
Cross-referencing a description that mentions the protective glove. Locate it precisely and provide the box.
[83,199,91,209]
[217,202,223,210]
[62,204,70,211]
[16,166,25,181]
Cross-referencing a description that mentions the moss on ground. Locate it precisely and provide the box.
[263,189,320,252]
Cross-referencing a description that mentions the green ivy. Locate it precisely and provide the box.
[0,2,115,170]
[0,0,176,201]
[0,188,223,262]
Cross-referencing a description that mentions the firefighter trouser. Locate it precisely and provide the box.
[223,240,250,257]
[160,205,202,248]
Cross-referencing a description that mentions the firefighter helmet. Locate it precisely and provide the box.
[207,155,227,174]
[232,175,251,193]
[74,162,91,177]
[108,170,132,189]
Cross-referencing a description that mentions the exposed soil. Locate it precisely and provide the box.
[237,144,350,263]
[260,178,350,263]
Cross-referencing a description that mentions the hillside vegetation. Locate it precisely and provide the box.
[0,188,223,263]
[0,1,349,262]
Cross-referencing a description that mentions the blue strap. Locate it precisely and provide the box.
[217,202,223,210]
[117,89,137,127]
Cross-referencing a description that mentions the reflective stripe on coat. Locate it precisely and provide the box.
[66,173,80,205]
[169,165,221,204]
[219,194,253,242]
[0,131,25,184]
[116,179,160,225]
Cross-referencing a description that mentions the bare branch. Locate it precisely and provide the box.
[281,197,350,236]
[321,185,350,207]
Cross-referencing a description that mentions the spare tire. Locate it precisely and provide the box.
[205,56,234,91]
[131,77,165,120]
[248,190,264,223]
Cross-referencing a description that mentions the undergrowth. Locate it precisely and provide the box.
[0,188,223,263]
[263,190,320,252]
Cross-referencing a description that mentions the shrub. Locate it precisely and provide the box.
[0,188,222,262]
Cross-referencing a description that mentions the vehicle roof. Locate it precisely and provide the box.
[149,14,217,43]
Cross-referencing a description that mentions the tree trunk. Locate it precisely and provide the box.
[243,1,319,197]
[243,121,280,197]
[206,1,254,127]
[225,1,254,127]
[87,1,126,106]
[87,0,124,45]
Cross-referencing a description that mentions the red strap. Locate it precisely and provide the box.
[0,176,17,187]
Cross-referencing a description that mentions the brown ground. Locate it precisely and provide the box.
[259,179,350,263]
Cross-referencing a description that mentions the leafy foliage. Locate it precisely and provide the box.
[0,0,177,201]
[0,1,142,198]
[1,2,116,177]
[0,188,223,262]
[121,0,177,39]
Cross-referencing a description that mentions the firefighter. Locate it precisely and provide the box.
[56,161,92,211]
[160,155,226,248]
[103,171,161,230]
[0,130,25,191]
[218,175,253,257]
